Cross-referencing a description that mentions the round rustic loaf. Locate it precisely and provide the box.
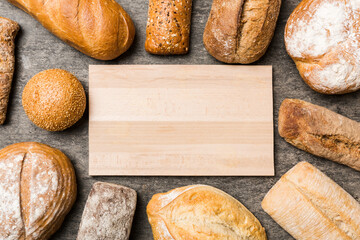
[22,69,86,131]
[285,0,360,94]
[0,142,77,240]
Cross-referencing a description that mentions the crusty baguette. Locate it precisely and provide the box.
[279,98,360,171]
[77,182,137,240]
[147,185,267,240]
[8,0,135,60]
[203,0,281,64]
[145,0,192,55]
[0,17,19,125]
[0,142,76,239]
[262,161,360,240]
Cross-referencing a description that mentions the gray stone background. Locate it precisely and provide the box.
[1,0,359,239]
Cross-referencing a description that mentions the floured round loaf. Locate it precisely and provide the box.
[147,185,267,239]
[285,0,360,94]
[0,142,77,239]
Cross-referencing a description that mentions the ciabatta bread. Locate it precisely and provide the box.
[279,98,360,171]
[262,162,360,240]
[147,185,267,239]
[77,182,137,240]
[203,0,281,64]
[285,0,360,94]
[7,0,135,60]
[145,0,193,55]
[0,142,76,239]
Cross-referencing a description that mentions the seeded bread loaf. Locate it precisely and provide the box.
[262,162,360,240]
[0,142,76,239]
[203,0,281,64]
[145,0,193,55]
[22,69,86,131]
[279,98,360,171]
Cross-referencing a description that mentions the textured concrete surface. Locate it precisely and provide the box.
[1,0,359,239]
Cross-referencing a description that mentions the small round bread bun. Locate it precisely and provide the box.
[22,69,86,131]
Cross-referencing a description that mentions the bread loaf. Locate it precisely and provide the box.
[285,0,360,94]
[145,0,193,55]
[7,0,135,60]
[77,182,137,240]
[0,17,19,124]
[279,98,360,171]
[0,142,76,239]
[262,161,360,240]
[203,0,281,64]
[22,69,86,131]
[147,185,267,239]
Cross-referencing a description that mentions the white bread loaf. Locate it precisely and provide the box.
[262,162,360,240]
[285,0,360,94]
[0,142,76,239]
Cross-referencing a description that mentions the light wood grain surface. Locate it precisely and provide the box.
[89,65,274,176]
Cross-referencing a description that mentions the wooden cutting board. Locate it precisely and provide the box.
[89,65,274,176]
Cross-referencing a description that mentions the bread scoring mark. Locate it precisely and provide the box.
[284,170,360,239]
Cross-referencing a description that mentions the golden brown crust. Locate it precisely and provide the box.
[285,0,360,94]
[7,0,135,60]
[262,162,360,240]
[145,0,193,55]
[22,69,86,131]
[147,185,267,240]
[0,17,19,125]
[279,99,360,171]
[0,142,77,240]
[203,0,281,64]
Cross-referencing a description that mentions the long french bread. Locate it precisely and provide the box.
[279,98,360,171]
[0,17,19,124]
[7,0,135,60]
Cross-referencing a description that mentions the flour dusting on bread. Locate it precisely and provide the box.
[285,0,360,94]
[0,154,24,239]
[0,142,76,239]
[286,1,348,58]
[28,154,59,227]
[312,56,360,92]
